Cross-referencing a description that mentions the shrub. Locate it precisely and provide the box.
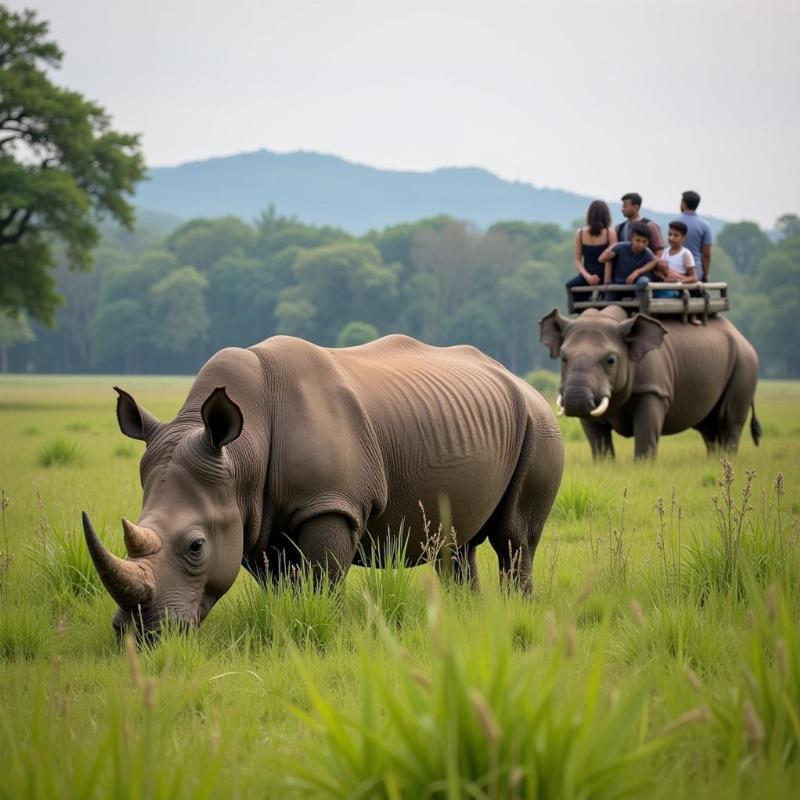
[554,477,611,522]
[336,321,379,348]
[524,368,560,397]
[36,438,86,468]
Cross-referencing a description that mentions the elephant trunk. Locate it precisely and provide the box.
[561,384,610,418]
[82,512,154,609]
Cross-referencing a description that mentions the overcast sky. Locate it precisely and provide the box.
[11,0,799,227]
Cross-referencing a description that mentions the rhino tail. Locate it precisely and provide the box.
[750,403,762,447]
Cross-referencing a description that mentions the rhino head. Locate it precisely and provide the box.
[540,308,666,417]
[83,385,246,639]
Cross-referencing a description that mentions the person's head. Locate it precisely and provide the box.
[629,221,651,253]
[621,192,642,219]
[586,200,611,236]
[668,220,688,247]
[681,190,701,212]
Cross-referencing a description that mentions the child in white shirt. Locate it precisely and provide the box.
[656,220,700,325]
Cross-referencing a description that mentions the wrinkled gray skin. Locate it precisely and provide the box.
[83,335,564,637]
[539,307,760,460]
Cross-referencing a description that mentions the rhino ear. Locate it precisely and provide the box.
[540,309,572,359]
[201,387,243,449]
[619,314,667,361]
[114,387,160,441]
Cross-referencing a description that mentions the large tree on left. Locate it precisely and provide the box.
[0,5,145,323]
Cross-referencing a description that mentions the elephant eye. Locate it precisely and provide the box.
[605,353,618,367]
[560,352,568,362]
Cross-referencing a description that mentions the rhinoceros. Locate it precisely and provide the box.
[83,335,564,635]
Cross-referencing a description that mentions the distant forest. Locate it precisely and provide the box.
[4,210,799,378]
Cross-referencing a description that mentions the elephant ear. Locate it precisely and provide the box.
[201,387,244,449]
[540,309,573,359]
[618,314,667,361]
[114,387,161,442]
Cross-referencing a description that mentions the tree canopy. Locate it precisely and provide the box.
[6,207,799,378]
[0,4,145,323]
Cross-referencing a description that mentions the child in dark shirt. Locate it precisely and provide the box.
[598,221,658,302]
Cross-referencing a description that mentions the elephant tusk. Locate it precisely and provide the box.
[589,396,610,417]
[556,393,564,417]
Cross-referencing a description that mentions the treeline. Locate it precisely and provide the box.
[5,210,800,377]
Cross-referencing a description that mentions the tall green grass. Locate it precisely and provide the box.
[286,578,700,799]
[36,437,86,468]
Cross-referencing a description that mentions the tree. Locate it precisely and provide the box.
[0,5,145,323]
[0,308,33,372]
[775,213,800,242]
[717,221,771,276]
[149,266,209,354]
[336,321,379,347]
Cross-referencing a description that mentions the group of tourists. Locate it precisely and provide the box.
[568,190,714,325]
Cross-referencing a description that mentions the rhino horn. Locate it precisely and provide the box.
[122,518,161,557]
[82,512,154,608]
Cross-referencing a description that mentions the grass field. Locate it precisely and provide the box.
[1,375,799,798]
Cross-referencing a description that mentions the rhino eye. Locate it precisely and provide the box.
[188,538,205,556]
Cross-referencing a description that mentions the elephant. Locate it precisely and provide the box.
[539,306,760,459]
[82,334,564,636]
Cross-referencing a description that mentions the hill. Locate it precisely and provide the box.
[135,149,723,234]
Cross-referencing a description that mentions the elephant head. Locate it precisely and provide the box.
[83,386,246,639]
[539,308,666,417]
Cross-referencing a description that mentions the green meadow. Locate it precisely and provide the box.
[1,375,798,798]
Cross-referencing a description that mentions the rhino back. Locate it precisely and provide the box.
[251,335,542,550]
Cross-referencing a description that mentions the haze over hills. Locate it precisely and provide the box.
[135,149,725,234]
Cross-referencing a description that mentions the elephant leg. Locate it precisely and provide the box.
[715,373,756,453]
[694,414,720,454]
[295,513,359,587]
[580,418,615,459]
[631,393,668,460]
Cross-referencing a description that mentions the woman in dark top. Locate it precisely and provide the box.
[567,200,617,291]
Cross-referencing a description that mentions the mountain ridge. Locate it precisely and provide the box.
[135,148,725,234]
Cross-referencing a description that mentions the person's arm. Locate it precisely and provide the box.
[649,221,664,258]
[629,259,658,281]
[599,244,617,284]
[701,244,711,280]
[626,249,657,283]
[573,229,584,272]
[680,249,697,283]
[598,243,617,263]
[608,227,619,246]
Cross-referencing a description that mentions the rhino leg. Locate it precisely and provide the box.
[296,512,360,586]
[437,542,480,590]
